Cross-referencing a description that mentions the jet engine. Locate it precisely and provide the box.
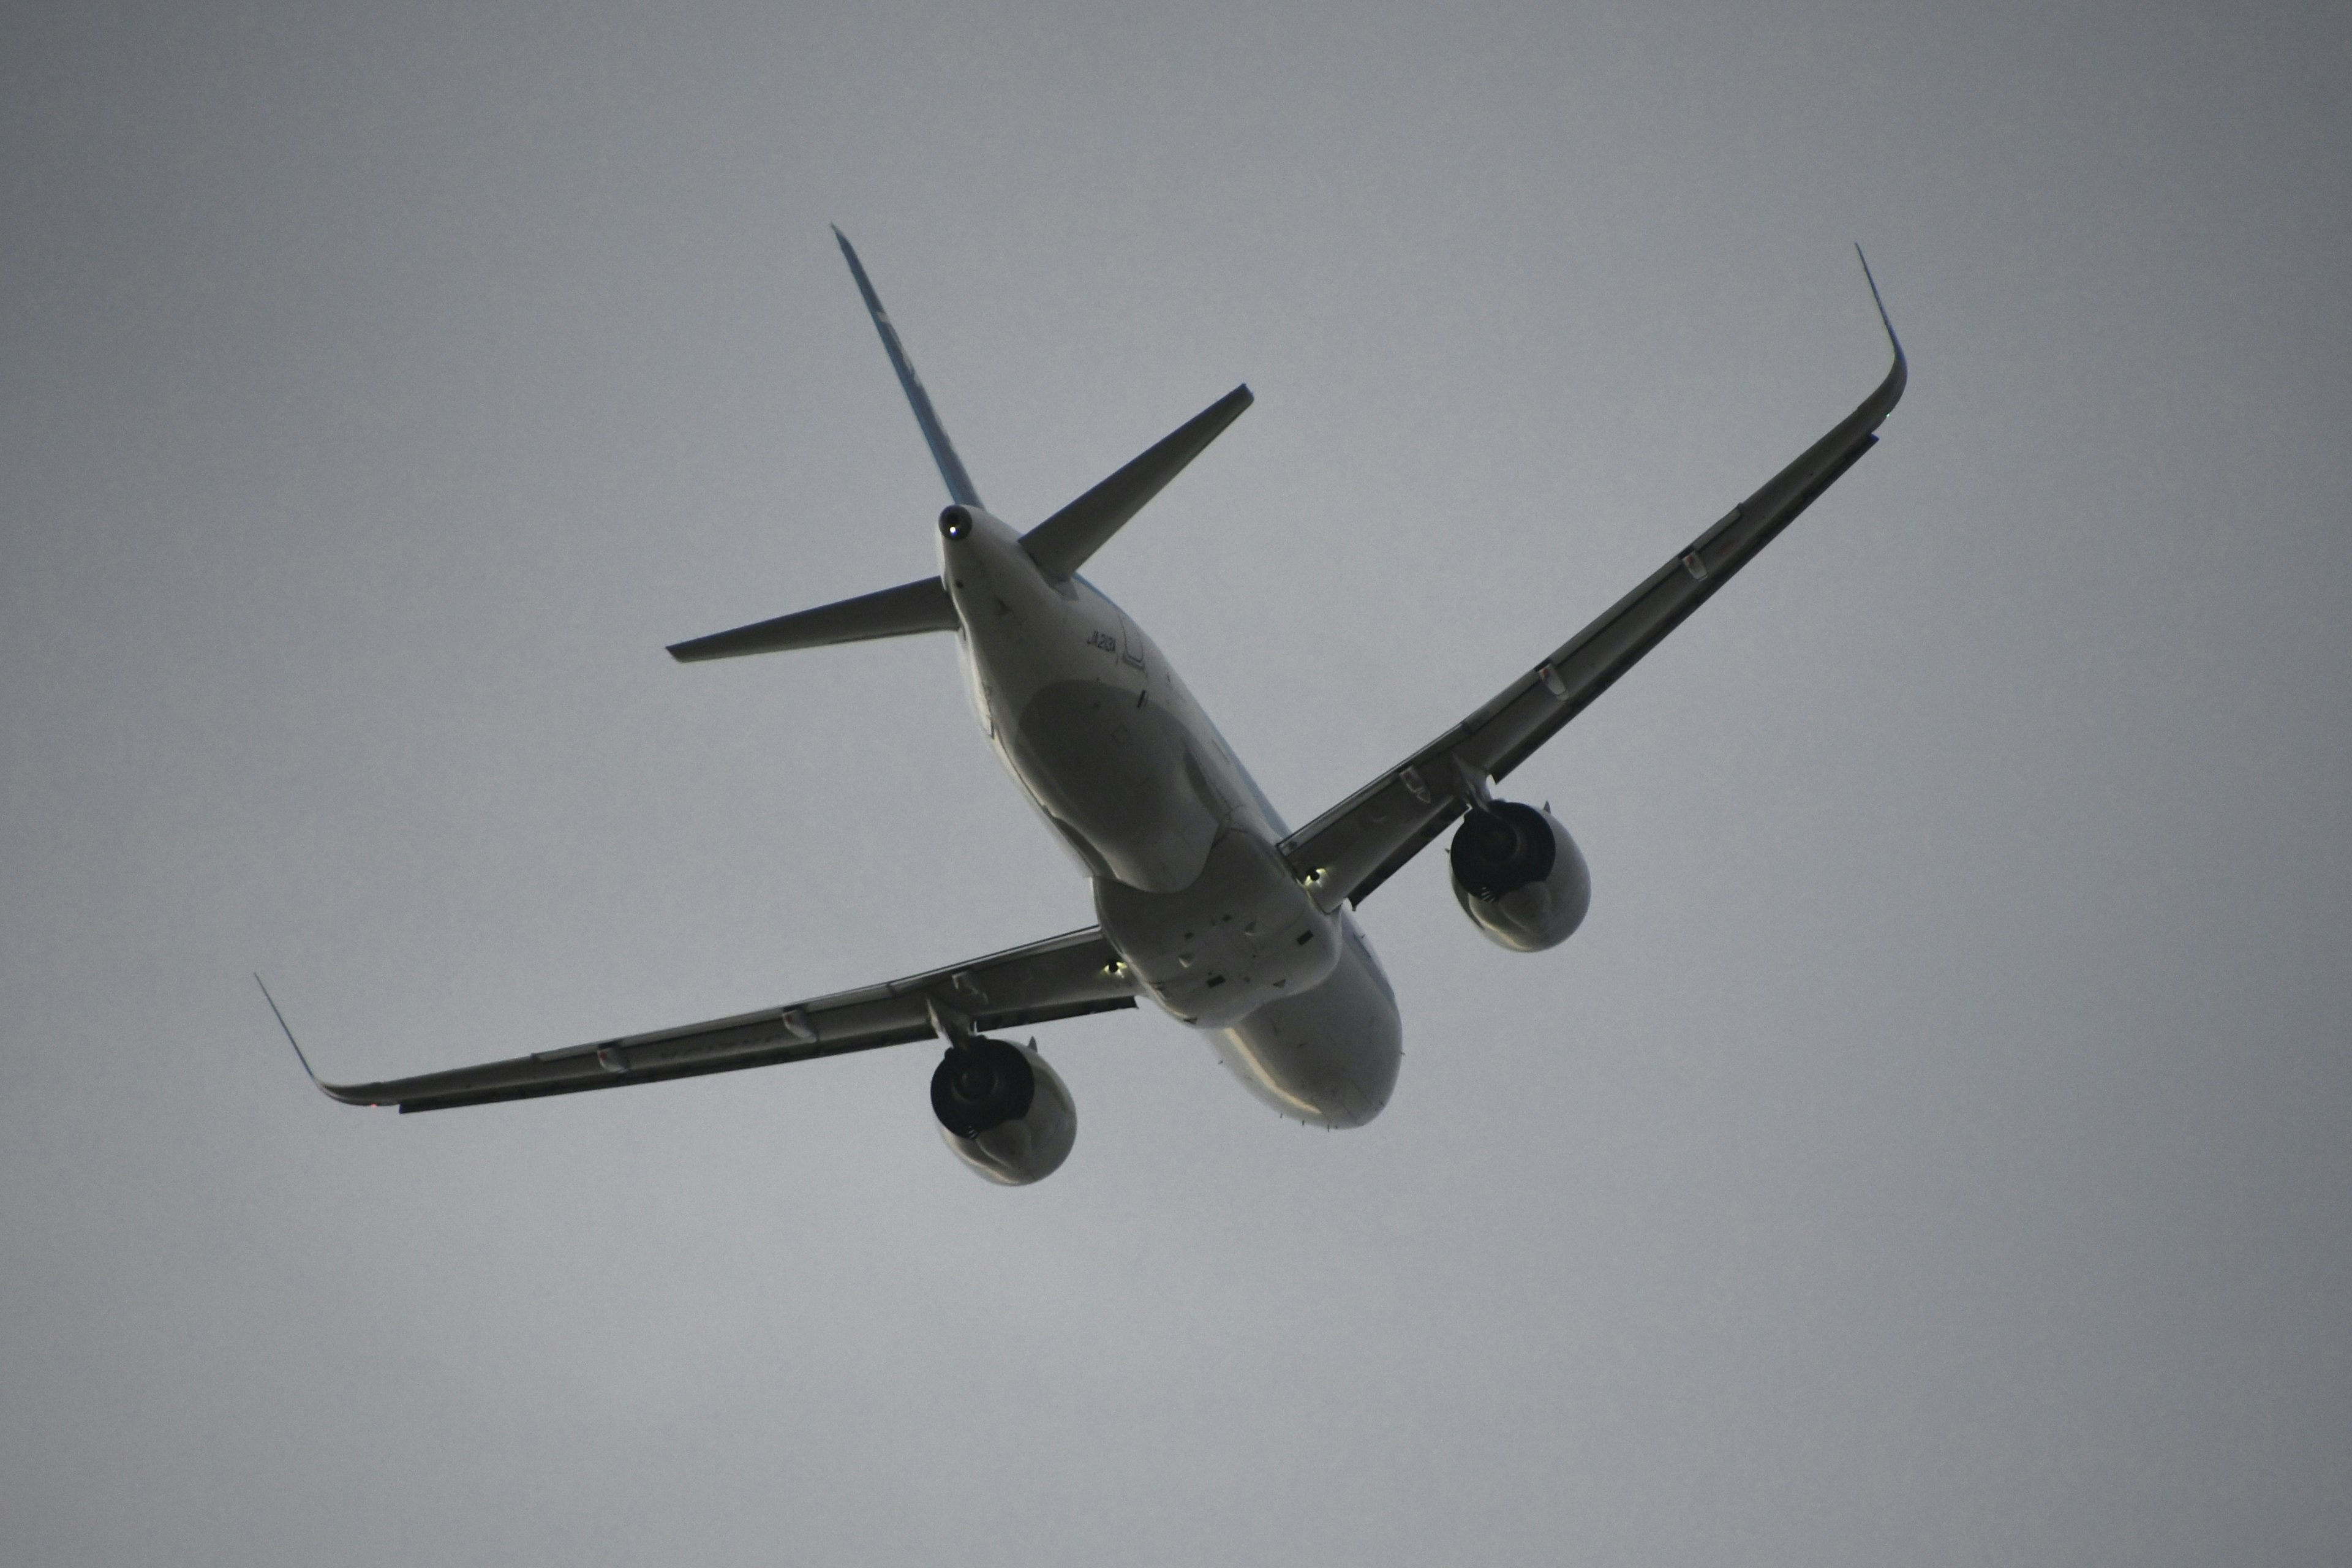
[930,1036,1077,1185]
[1449,801,1591,952]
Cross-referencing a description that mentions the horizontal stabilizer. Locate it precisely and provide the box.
[1022,385,1253,579]
[668,575,958,663]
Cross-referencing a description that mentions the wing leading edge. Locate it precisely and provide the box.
[1281,252,1907,909]
[268,927,1137,1113]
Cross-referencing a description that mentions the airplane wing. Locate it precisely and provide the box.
[266,927,1137,1114]
[1279,253,1908,911]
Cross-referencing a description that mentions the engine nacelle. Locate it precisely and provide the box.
[930,1036,1077,1185]
[1449,801,1591,952]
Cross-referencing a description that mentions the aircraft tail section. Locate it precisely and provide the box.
[1022,383,1253,579]
[834,226,983,508]
[668,575,958,663]
[668,235,1250,664]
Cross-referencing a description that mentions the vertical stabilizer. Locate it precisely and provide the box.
[833,227,984,508]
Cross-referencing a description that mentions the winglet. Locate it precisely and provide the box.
[833,226,984,509]
[257,974,325,1088]
[255,974,377,1106]
[1854,244,1907,394]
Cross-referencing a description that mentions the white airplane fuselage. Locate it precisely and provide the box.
[941,507,1401,1128]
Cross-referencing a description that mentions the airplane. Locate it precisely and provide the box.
[263,229,1907,1185]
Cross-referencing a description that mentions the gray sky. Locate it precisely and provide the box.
[4,2,2347,1563]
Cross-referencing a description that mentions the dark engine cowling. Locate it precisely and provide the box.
[930,1036,1077,1185]
[1449,801,1592,952]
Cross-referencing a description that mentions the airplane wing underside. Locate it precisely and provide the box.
[1280,253,1908,910]
[268,927,1137,1113]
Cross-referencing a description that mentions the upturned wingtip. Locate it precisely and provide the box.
[255,973,322,1085]
[255,976,320,1079]
[1853,244,1904,363]
[254,973,371,1104]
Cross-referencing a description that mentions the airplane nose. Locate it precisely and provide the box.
[939,506,973,540]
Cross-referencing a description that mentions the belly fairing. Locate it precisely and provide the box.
[1094,827,1401,1129]
[1207,920,1402,1129]
[1093,827,1341,1028]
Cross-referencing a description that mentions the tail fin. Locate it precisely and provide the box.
[834,227,983,508]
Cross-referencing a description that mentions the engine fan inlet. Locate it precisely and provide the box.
[929,1038,1036,1137]
[1450,802,1559,900]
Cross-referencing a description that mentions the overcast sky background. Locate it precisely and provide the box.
[5,2,2348,1563]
